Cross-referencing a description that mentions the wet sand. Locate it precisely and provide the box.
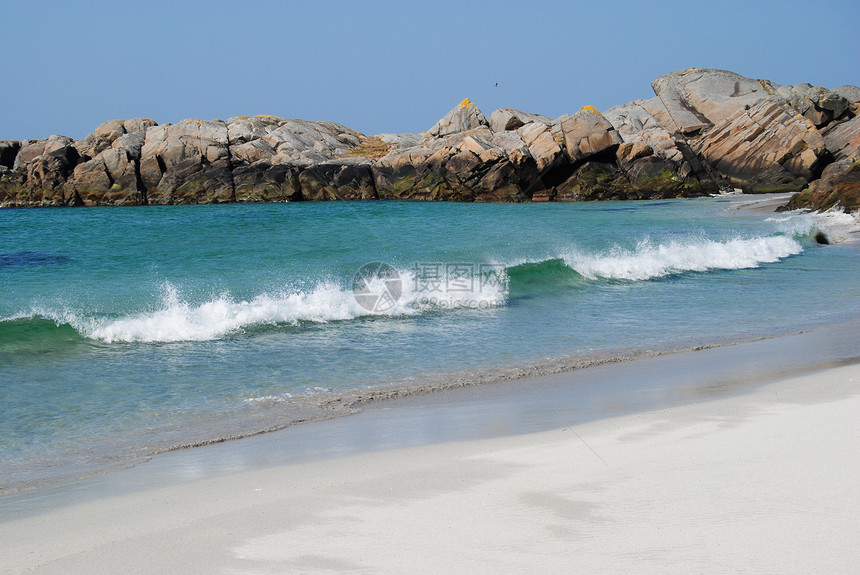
[1,324,858,573]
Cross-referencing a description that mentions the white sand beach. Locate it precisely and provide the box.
[2,354,858,574]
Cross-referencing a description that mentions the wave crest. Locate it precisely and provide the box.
[766,206,860,244]
[82,273,507,344]
[2,234,804,345]
[563,235,802,281]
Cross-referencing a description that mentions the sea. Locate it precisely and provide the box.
[2,195,859,492]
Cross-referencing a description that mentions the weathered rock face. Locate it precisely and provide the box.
[372,127,537,202]
[518,122,562,172]
[3,136,80,206]
[487,108,554,132]
[692,99,825,192]
[561,106,623,162]
[300,159,378,201]
[786,158,860,212]
[428,99,489,137]
[651,68,856,197]
[653,69,777,132]
[1,69,857,210]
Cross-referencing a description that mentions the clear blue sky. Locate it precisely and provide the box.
[1,0,857,141]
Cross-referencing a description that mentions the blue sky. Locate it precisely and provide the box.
[1,0,857,141]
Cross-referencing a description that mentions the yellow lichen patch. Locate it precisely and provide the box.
[459,98,472,108]
[756,79,775,95]
[343,136,392,160]
[255,114,279,119]
[141,118,156,123]
[579,105,599,114]
[234,116,250,120]
[552,132,564,145]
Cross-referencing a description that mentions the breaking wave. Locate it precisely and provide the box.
[563,235,803,281]
[766,206,860,244]
[1,233,805,345]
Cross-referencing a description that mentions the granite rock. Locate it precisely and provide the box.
[561,106,623,163]
[1,69,858,210]
[428,99,489,137]
[488,108,554,132]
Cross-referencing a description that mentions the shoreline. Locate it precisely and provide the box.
[3,193,858,496]
[3,318,858,497]
[2,320,857,510]
[1,334,858,572]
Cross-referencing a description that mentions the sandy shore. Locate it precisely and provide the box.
[2,352,858,573]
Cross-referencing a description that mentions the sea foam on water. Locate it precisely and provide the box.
[563,235,803,281]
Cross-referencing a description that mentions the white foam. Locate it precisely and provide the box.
[242,392,293,405]
[564,235,803,281]
[74,271,508,344]
[85,282,383,343]
[766,206,860,243]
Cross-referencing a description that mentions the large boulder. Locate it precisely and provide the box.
[372,145,454,201]
[652,68,779,131]
[428,99,489,137]
[233,161,302,202]
[373,127,532,202]
[554,160,632,201]
[65,123,151,206]
[650,68,853,195]
[785,112,860,212]
[517,122,562,172]
[821,114,860,160]
[786,158,860,212]
[561,106,623,163]
[487,108,554,132]
[140,119,234,204]
[68,147,144,206]
[257,118,361,165]
[298,159,378,201]
[778,84,853,127]
[3,136,80,206]
[605,98,686,160]
[693,99,827,191]
[224,115,364,200]
[75,120,126,158]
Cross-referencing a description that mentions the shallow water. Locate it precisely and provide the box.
[1,196,859,491]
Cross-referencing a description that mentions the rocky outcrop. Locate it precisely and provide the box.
[428,99,489,137]
[561,106,623,162]
[651,69,857,200]
[785,158,860,212]
[1,69,857,211]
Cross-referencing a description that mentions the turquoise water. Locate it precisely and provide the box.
[1,197,859,491]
